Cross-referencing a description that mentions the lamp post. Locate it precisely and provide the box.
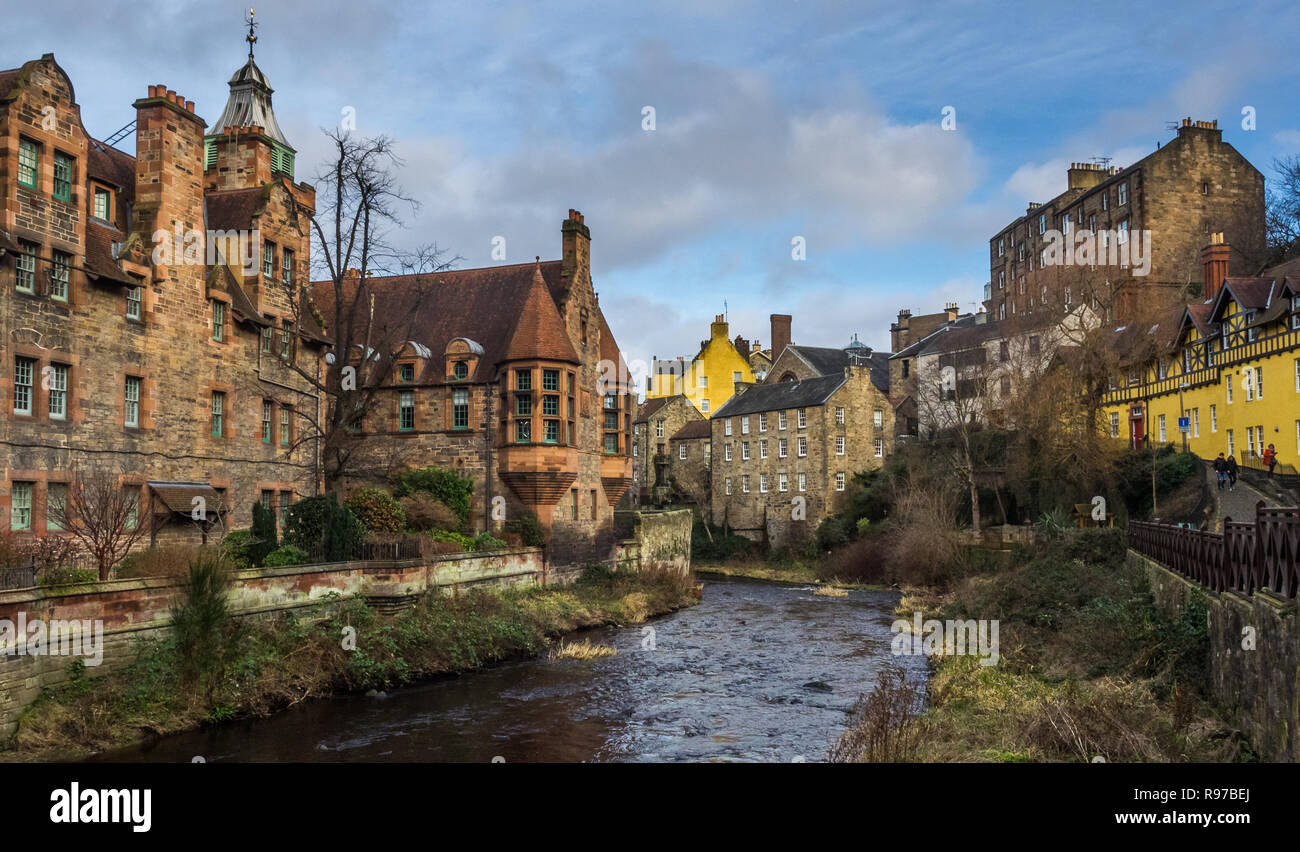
[1177,381,1189,453]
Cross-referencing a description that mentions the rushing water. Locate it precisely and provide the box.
[99,576,926,763]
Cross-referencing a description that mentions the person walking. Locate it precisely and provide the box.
[1225,454,1238,491]
[1263,444,1277,477]
[1213,452,1227,490]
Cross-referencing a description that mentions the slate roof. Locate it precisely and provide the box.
[208,58,293,149]
[634,395,674,424]
[206,187,267,232]
[712,373,845,418]
[783,344,892,393]
[83,222,135,285]
[673,420,712,440]
[310,259,600,384]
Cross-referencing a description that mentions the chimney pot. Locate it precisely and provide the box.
[186,100,195,113]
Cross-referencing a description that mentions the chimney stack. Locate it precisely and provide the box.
[770,314,792,364]
[1201,232,1230,301]
[559,208,591,307]
[945,302,959,322]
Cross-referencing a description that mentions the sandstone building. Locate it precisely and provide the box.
[1,51,320,544]
[647,314,759,415]
[985,119,1265,323]
[631,393,703,506]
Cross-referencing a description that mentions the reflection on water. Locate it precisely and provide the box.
[99,576,926,763]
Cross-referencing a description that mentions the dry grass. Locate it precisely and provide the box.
[550,639,617,660]
[813,585,848,598]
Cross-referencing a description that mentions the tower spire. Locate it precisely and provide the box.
[245,8,258,59]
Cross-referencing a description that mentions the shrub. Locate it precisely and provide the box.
[426,529,477,552]
[473,532,508,551]
[690,519,755,562]
[323,498,366,561]
[346,488,406,534]
[262,544,309,567]
[504,511,546,547]
[815,516,852,551]
[221,530,254,570]
[818,535,891,584]
[392,467,474,526]
[170,553,238,696]
[117,543,205,579]
[284,494,365,559]
[399,492,460,532]
[249,501,279,567]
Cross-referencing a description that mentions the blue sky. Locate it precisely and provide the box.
[5,0,1297,372]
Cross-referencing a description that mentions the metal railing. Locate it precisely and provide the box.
[1129,502,1299,597]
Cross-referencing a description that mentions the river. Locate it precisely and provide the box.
[99,575,925,763]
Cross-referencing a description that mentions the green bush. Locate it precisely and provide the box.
[284,494,365,560]
[221,530,254,570]
[427,529,477,552]
[249,502,279,567]
[690,519,756,562]
[473,532,508,551]
[399,492,460,531]
[347,488,406,534]
[323,498,367,561]
[170,553,238,695]
[262,544,309,567]
[392,467,474,526]
[815,515,852,551]
[504,511,546,547]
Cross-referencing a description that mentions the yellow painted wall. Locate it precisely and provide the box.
[647,317,755,416]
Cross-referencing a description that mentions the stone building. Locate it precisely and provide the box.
[709,347,892,547]
[310,210,636,565]
[0,50,321,544]
[985,119,1265,323]
[631,393,702,505]
[667,419,711,506]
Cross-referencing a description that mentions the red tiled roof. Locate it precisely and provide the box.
[83,222,135,285]
[310,259,590,384]
[205,187,267,232]
[88,141,135,193]
[500,262,580,364]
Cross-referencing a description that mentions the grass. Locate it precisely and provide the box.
[696,554,886,589]
[813,585,848,598]
[550,639,617,660]
[832,528,1253,763]
[1,566,698,762]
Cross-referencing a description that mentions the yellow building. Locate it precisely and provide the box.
[647,315,756,415]
[1101,244,1299,471]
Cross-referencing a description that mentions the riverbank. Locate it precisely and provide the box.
[0,566,700,763]
[832,529,1255,763]
[695,557,886,589]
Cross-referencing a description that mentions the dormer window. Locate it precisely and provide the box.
[93,186,112,220]
[263,241,275,278]
[453,361,469,380]
[17,138,38,189]
[399,363,415,383]
[53,152,74,202]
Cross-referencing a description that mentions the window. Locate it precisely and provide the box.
[1244,368,1255,402]
[835,436,845,456]
[47,363,67,419]
[778,438,787,458]
[1295,358,1300,392]
[656,419,665,439]
[515,418,531,443]
[47,483,67,532]
[281,248,294,284]
[399,391,415,431]
[835,473,846,491]
[451,388,469,430]
[1118,182,1128,205]
[280,406,291,445]
[17,139,38,188]
[1109,411,1120,438]
[1192,407,1200,438]
[263,242,275,278]
[53,152,73,201]
[604,394,617,410]
[797,408,807,429]
[998,237,1005,257]
[211,391,225,437]
[261,325,273,353]
[874,438,884,458]
[212,301,225,342]
[10,482,32,531]
[742,442,750,461]
[13,357,34,414]
[1158,413,1166,443]
[262,400,273,442]
[725,443,733,461]
[453,361,469,380]
[590,490,598,520]
[724,419,732,437]
[1039,248,1046,268]
[797,436,807,457]
[700,376,708,389]
[280,326,291,359]
[836,407,845,425]
[1117,219,1129,244]
[125,376,141,428]
[759,439,767,459]
[49,251,70,301]
[679,444,687,459]
[515,391,532,417]
[124,488,139,530]
[1001,375,1012,396]
[603,433,617,454]
[571,490,578,520]
[93,187,111,220]
[1227,428,1235,458]
[741,475,750,493]
[1226,374,1233,404]
[16,241,37,294]
[261,490,274,512]
[778,411,787,430]
[760,474,769,493]
[998,271,1005,289]
[741,416,750,435]
[725,477,732,496]
[758,413,767,432]
[543,369,559,391]
[1038,213,1046,234]
[779,473,788,492]
[127,285,142,320]
[798,473,806,492]
[1210,404,1217,433]
[873,409,883,428]
[733,371,743,384]
[1102,191,1109,211]
[701,399,709,413]
[1029,335,1040,354]
[399,363,415,383]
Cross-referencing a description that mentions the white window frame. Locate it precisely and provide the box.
[678,444,686,460]
[778,411,788,430]
[874,438,884,458]
[835,436,845,456]
[835,473,846,491]
[1210,403,1217,433]
[778,473,788,492]
[47,363,67,420]
[125,376,141,428]
[741,416,749,435]
[797,436,807,457]
[778,438,788,459]
[741,475,750,494]
[798,473,806,492]
[797,408,806,429]
[742,442,750,461]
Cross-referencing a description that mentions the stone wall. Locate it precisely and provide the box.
[1130,550,1298,762]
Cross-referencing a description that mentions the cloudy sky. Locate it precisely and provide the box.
[5,0,1297,374]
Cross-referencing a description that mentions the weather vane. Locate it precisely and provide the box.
[245,8,258,59]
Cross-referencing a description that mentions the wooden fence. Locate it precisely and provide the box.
[1129,502,1300,598]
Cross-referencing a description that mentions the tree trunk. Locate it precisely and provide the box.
[968,478,982,540]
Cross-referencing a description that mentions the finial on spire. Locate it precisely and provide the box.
[245,8,258,59]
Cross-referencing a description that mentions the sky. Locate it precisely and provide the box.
[4,0,1298,378]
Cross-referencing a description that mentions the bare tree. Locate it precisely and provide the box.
[47,470,148,580]
[1265,155,1300,269]
[276,130,457,494]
